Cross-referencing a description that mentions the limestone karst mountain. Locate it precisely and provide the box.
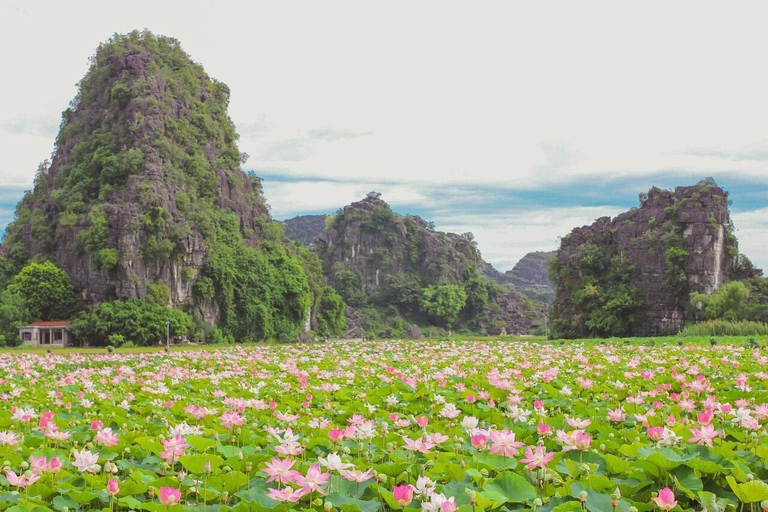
[550,180,760,337]
[0,31,345,341]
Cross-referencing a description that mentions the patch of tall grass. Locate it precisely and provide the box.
[680,320,768,336]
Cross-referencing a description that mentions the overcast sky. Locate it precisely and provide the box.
[1,1,767,272]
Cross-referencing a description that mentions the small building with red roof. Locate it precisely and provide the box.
[19,321,74,347]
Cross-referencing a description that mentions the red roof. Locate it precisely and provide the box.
[29,321,71,327]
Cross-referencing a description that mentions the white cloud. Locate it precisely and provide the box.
[3,1,768,191]
[264,180,431,218]
[435,206,623,272]
[731,208,768,273]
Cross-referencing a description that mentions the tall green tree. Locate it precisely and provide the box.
[420,284,467,329]
[7,261,75,321]
[0,289,29,346]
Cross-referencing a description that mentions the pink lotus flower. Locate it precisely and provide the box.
[557,429,592,451]
[0,431,21,446]
[160,435,188,463]
[262,457,301,485]
[520,444,555,470]
[107,478,119,496]
[416,416,429,428]
[688,424,720,447]
[267,485,306,502]
[294,464,330,495]
[91,420,104,431]
[340,468,374,482]
[647,426,665,442]
[94,427,118,447]
[393,484,414,506]
[29,455,47,471]
[471,434,488,450]
[47,457,62,473]
[697,408,714,426]
[402,436,436,454]
[565,416,591,428]
[72,448,100,473]
[422,493,458,512]
[606,407,626,422]
[489,430,525,457]
[653,487,677,510]
[38,411,55,430]
[220,410,244,429]
[5,470,41,488]
[158,487,181,506]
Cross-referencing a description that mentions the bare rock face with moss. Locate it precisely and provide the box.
[550,181,748,338]
[1,32,343,341]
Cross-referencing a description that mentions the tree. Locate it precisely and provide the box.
[7,261,75,321]
[692,281,750,321]
[70,299,193,346]
[334,269,366,308]
[314,285,347,337]
[420,284,467,329]
[0,289,29,346]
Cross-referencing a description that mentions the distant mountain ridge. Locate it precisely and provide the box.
[283,215,327,246]
[498,251,556,303]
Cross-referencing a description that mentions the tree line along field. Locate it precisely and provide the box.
[0,338,767,512]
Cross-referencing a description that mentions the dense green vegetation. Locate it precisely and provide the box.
[70,299,194,347]
[550,244,646,339]
[317,196,541,338]
[196,213,313,342]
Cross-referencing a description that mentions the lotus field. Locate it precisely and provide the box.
[1,340,768,512]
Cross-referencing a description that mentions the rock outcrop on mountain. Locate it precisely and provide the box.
[0,31,345,341]
[283,215,327,246]
[315,193,545,335]
[550,180,749,337]
[499,251,556,303]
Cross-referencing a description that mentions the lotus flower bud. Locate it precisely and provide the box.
[579,491,588,503]
[534,498,543,507]
[204,461,212,474]
[324,501,333,511]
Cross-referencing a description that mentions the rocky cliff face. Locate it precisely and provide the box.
[551,181,740,337]
[315,193,545,334]
[2,32,277,323]
[317,194,481,290]
[499,251,556,303]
